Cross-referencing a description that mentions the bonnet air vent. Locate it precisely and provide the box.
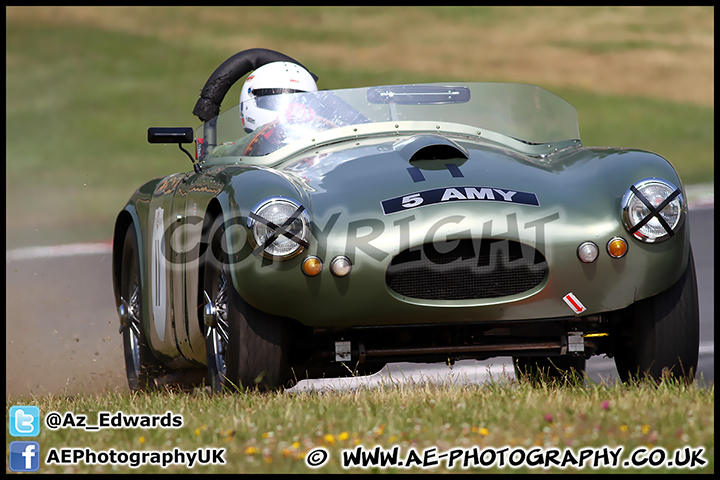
[409,144,467,162]
[394,134,469,163]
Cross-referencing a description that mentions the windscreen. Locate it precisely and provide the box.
[198,82,579,158]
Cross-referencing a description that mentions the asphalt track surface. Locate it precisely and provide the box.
[5,208,714,398]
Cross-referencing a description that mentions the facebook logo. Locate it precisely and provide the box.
[9,441,41,472]
[9,405,40,436]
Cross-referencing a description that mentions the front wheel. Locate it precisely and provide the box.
[201,213,291,392]
[612,251,699,383]
[119,226,164,392]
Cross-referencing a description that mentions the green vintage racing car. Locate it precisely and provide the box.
[112,49,699,392]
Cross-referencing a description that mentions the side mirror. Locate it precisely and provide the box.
[147,127,194,144]
[147,127,200,173]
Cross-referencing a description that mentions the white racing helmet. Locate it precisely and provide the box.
[240,61,318,133]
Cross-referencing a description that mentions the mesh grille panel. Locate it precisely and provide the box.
[386,239,547,300]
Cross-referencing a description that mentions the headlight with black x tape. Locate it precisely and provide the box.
[247,196,311,259]
[621,178,685,243]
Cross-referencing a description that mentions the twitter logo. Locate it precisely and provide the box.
[9,406,40,437]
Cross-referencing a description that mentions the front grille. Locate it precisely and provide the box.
[386,238,547,300]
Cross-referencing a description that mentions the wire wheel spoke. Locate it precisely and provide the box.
[122,278,142,375]
[207,263,230,376]
[128,283,142,337]
[215,315,229,346]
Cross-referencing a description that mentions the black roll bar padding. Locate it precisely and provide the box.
[192,48,319,123]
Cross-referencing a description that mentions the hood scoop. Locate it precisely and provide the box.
[394,134,469,163]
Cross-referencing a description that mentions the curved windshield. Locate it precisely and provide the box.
[199,82,579,160]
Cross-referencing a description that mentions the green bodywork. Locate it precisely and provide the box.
[113,83,689,366]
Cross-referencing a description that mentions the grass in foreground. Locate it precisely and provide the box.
[6,373,714,473]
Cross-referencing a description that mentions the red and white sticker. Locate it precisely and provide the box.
[563,292,586,314]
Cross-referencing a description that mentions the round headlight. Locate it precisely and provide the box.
[247,196,310,259]
[621,178,685,243]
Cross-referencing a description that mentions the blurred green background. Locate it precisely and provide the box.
[6,6,714,250]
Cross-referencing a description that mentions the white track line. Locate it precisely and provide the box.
[6,241,112,262]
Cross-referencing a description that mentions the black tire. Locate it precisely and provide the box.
[513,355,586,385]
[202,213,291,392]
[613,251,699,383]
[119,226,164,392]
